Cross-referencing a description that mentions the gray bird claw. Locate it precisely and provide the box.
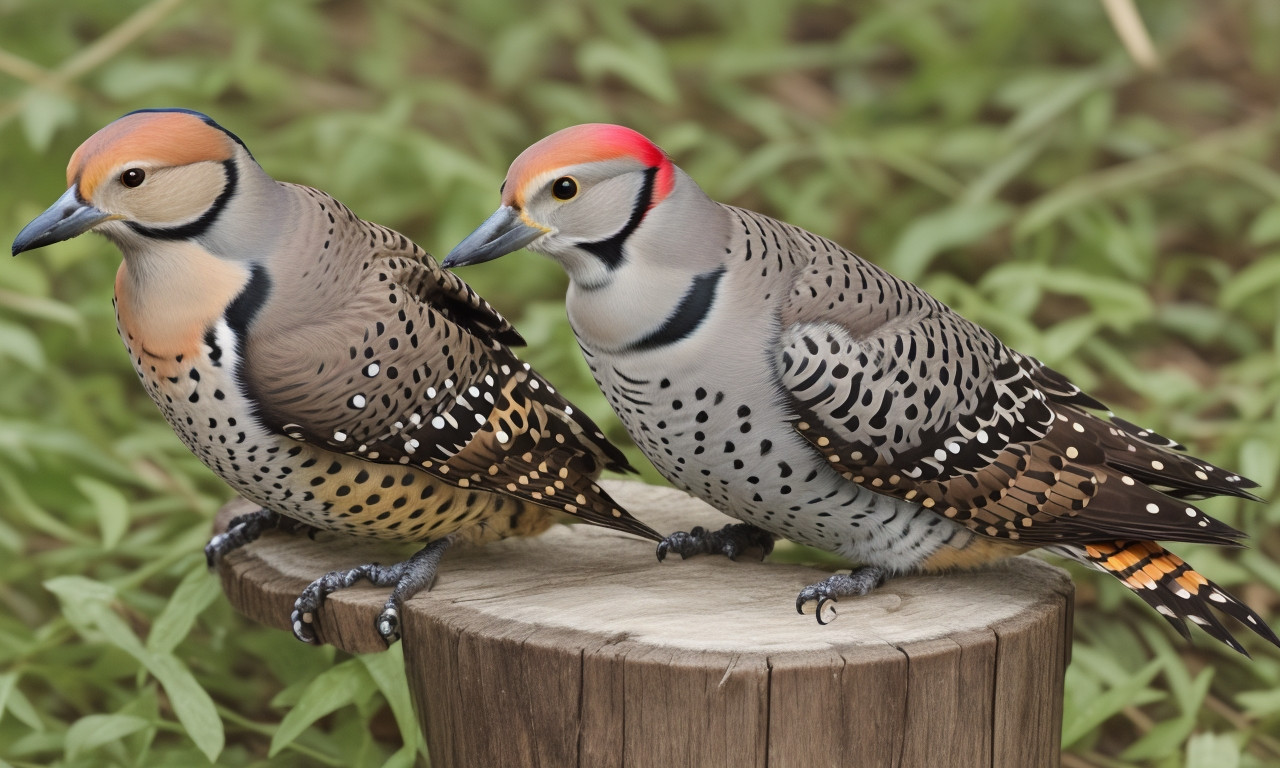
[205,509,319,568]
[205,508,280,568]
[656,523,775,562]
[293,587,404,645]
[377,603,402,644]
[286,535,454,645]
[291,583,325,644]
[795,566,888,625]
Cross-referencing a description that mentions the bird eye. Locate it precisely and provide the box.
[551,176,578,201]
[120,168,146,188]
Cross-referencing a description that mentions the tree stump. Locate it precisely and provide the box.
[215,480,1073,768]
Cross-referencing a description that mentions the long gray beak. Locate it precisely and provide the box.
[442,206,545,268]
[12,187,115,256]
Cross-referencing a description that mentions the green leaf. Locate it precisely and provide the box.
[1220,253,1280,309]
[1239,439,1278,496]
[577,39,678,104]
[270,658,374,757]
[490,23,551,91]
[146,562,221,655]
[887,201,1012,282]
[46,575,224,761]
[1247,205,1280,245]
[144,652,224,763]
[4,684,45,732]
[360,647,424,760]
[1038,315,1102,362]
[74,476,131,550]
[65,714,151,760]
[1186,733,1241,768]
[988,266,1154,326]
[44,575,118,613]
[1004,68,1121,141]
[0,321,46,370]
[382,744,418,768]
[1061,658,1163,747]
[1122,717,1198,762]
[961,134,1047,205]
[1236,687,1280,718]
[96,58,201,99]
[18,89,76,153]
[0,289,84,331]
[0,672,18,728]
[1121,667,1212,761]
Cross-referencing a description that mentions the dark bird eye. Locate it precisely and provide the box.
[551,176,578,201]
[120,168,146,188]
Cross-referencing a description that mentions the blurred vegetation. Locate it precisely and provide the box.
[1,0,1278,765]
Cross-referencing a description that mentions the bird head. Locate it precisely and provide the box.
[12,108,256,257]
[443,124,685,287]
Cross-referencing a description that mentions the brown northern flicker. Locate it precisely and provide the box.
[444,123,1279,656]
[12,110,658,644]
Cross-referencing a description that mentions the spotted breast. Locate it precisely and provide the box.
[444,122,1279,656]
[13,110,659,645]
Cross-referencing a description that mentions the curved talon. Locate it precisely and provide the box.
[204,533,230,568]
[795,565,888,624]
[206,509,320,568]
[816,596,837,625]
[656,523,773,562]
[378,605,401,644]
[656,528,699,561]
[291,603,320,644]
[285,536,454,645]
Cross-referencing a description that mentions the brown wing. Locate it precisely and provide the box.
[242,192,655,541]
[771,221,1254,547]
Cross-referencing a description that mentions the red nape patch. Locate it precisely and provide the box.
[505,123,675,207]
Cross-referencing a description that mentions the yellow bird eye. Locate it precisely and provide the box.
[551,176,578,201]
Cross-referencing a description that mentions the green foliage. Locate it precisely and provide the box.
[1,0,1278,765]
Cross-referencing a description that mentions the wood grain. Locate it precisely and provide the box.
[215,480,1073,767]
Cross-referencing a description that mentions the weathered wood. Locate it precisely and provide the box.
[215,480,1073,768]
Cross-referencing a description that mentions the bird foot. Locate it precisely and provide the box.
[656,523,775,562]
[205,509,319,567]
[795,565,888,625]
[290,535,455,645]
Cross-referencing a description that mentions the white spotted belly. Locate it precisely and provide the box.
[580,340,971,571]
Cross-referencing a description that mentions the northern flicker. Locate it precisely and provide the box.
[12,110,658,644]
[444,123,1279,655]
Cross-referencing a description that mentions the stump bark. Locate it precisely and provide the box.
[215,480,1073,768]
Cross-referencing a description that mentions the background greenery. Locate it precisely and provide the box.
[1,0,1277,765]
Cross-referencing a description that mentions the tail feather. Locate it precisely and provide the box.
[1054,540,1280,656]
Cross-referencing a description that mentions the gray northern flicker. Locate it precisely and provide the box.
[444,123,1279,655]
[12,110,658,644]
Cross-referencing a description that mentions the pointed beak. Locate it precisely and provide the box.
[442,206,545,269]
[12,187,116,256]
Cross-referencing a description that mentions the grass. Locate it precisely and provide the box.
[1,0,1278,765]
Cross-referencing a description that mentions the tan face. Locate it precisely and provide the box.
[12,110,240,255]
[89,159,230,231]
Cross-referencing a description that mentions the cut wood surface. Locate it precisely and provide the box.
[215,479,1073,768]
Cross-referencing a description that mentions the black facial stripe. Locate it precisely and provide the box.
[580,166,657,269]
[126,159,237,241]
[627,265,725,352]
